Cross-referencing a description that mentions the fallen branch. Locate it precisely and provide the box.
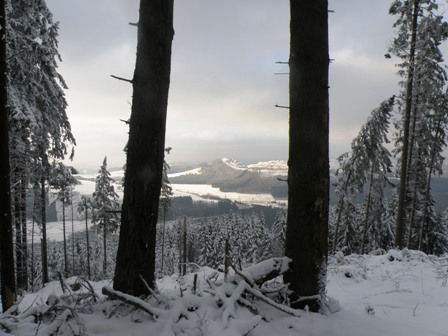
[244,285,301,318]
[238,257,291,286]
[102,287,164,319]
[139,274,163,305]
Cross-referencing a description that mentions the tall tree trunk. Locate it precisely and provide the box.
[361,164,375,254]
[85,202,91,280]
[103,222,107,276]
[31,213,35,287]
[20,175,28,289]
[71,200,75,274]
[62,197,68,275]
[332,170,352,253]
[161,207,166,273]
[407,167,419,248]
[113,0,174,295]
[14,182,23,289]
[0,0,17,310]
[285,0,329,312]
[419,118,442,251]
[395,0,420,248]
[40,176,48,284]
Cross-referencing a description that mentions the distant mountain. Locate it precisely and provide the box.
[169,158,288,198]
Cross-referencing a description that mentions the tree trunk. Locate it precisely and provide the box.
[31,213,35,287]
[85,203,91,280]
[71,200,75,275]
[113,0,174,295]
[419,118,442,251]
[285,0,329,312]
[332,169,352,253]
[161,207,166,273]
[62,197,68,275]
[41,176,49,284]
[395,0,420,248]
[20,175,28,289]
[14,182,24,289]
[103,222,107,276]
[361,165,375,254]
[0,0,17,310]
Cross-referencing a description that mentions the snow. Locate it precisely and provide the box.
[171,183,278,206]
[168,168,202,178]
[247,160,288,176]
[3,249,447,335]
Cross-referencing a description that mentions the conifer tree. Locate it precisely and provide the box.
[389,0,448,248]
[92,157,120,276]
[7,0,75,283]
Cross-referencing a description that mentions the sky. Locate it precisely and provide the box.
[46,0,400,170]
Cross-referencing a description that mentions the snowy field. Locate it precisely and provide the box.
[3,250,447,335]
[72,174,283,207]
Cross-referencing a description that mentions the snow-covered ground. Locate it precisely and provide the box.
[3,250,447,335]
[171,183,280,206]
[73,174,284,207]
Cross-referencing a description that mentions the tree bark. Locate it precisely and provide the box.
[113,0,174,295]
[20,175,28,289]
[62,197,68,275]
[85,202,91,280]
[285,0,329,312]
[395,0,420,248]
[0,0,17,310]
[103,222,107,276]
[361,164,375,254]
[41,176,49,284]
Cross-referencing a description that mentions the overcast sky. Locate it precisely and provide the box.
[46,0,400,170]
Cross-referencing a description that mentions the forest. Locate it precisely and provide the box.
[1,0,448,335]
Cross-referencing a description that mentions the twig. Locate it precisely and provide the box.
[110,74,133,84]
[244,285,301,318]
[102,287,164,320]
[139,274,162,304]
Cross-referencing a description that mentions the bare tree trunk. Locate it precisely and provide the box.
[20,175,28,289]
[182,217,187,276]
[71,199,75,275]
[31,213,35,287]
[332,170,352,253]
[285,0,329,312]
[85,202,91,279]
[160,207,166,273]
[103,222,107,276]
[113,0,174,295]
[0,0,17,310]
[14,183,24,289]
[41,176,49,284]
[418,118,442,251]
[361,165,375,254]
[395,0,420,248]
[62,197,68,275]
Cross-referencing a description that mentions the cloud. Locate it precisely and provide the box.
[48,0,405,168]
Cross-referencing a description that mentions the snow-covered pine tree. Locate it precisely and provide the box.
[428,209,448,255]
[389,0,448,249]
[92,157,120,277]
[49,162,78,275]
[271,210,286,257]
[333,97,394,254]
[7,0,75,284]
